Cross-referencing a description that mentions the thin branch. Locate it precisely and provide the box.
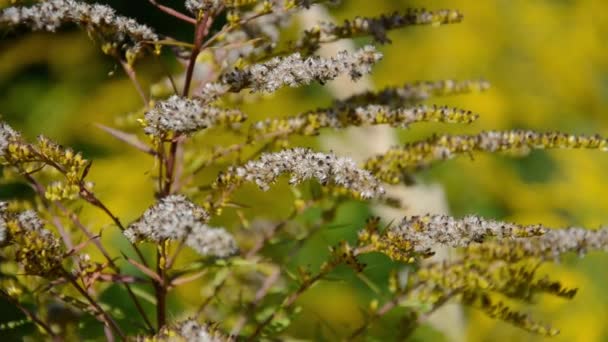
[64,270,126,340]
[120,61,149,106]
[154,241,168,330]
[182,12,212,97]
[0,289,57,338]
[147,0,197,24]
[155,54,179,95]
[247,261,341,341]
[95,123,157,156]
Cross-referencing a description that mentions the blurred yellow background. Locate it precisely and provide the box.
[1,0,607,340]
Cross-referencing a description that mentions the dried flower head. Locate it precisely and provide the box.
[221,45,382,92]
[216,148,385,198]
[0,121,20,157]
[0,0,159,60]
[144,96,247,137]
[150,318,232,341]
[393,214,546,252]
[364,130,608,183]
[184,0,222,14]
[125,195,237,258]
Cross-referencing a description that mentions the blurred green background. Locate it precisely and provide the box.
[1,0,607,340]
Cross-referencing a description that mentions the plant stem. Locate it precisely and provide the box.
[247,261,340,341]
[120,61,148,106]
[64,270,126,340]
[20,171,155,333]
[155,241,168,330]
[0,289,57,338]
[182,11,211,97]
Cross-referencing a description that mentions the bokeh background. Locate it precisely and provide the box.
[1,0,607,340]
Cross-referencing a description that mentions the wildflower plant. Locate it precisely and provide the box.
[0,0,606,340]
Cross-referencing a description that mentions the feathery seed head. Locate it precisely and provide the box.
[221,45,382,93]
[144,95,247,137]
[217,148,385,199]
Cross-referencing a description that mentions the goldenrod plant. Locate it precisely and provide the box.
[0,0,607,340]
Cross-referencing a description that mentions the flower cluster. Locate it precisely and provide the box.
[250,104,478,140]
[218,7,291,62]
[467,226,608,262]
[394,214,546,252]
[0,203,64,276]
[184,0,222,14]
[148,318,232,342]
[0,0,159,60]
[144,96,247,137]
[185,0,261,15]
[341,79,491,106]
[0,121,20,157]
[220,45,382,92]
[364,130,608,183]
[0,125,90,200]
[125,195,237,258]
[359,215,546,261]
[411,261,569,336]
[317,9,464,44]
[216,148,385,198]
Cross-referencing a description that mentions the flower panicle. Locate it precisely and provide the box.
[341,79,491,106]
[358,214,546,262]
[467,226,608,262]
[215,148,385,199]
[220,45,383,93]
[0,0,159,61]
[0,122,90,195]
[463,292,559,336]
[408,258,574,337]
[364,130,608,183]
[317,8,464,44]
[143,95,247,138]
[250,104,478,140]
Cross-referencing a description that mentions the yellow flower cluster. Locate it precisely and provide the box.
[1,204,64,277]
[407,258,576,336]
[1,127,89,201]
